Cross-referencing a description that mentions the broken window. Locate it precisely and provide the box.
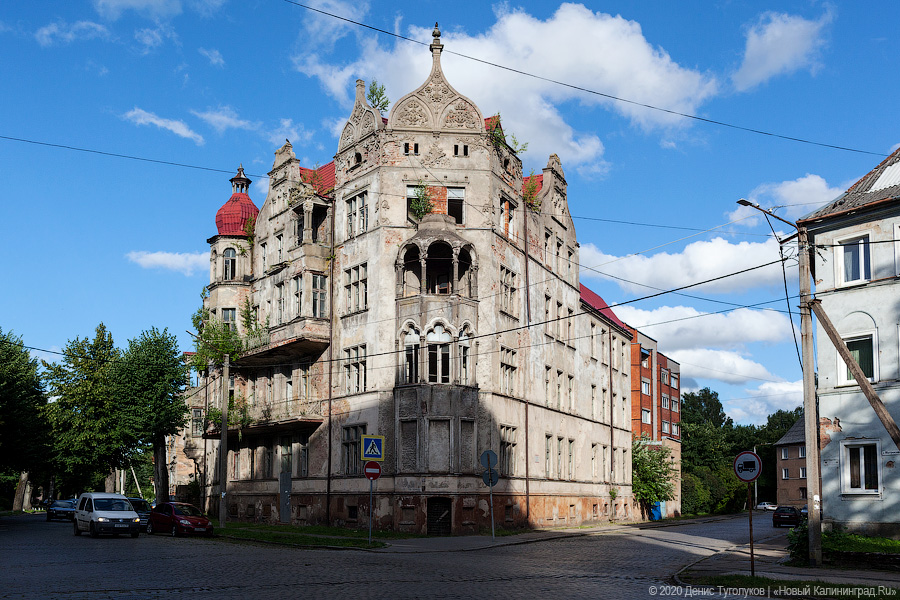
[426,242,453,294]
[427,324,452,384]
[403,328,420,384]
[342,424,366,476]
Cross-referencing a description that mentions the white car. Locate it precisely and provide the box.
[755,502,777,511]
[73,492,141,538]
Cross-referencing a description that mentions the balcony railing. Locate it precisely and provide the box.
[243,329,270,352]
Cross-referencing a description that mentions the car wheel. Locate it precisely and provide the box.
[146,521,154,535]
[89,522,98,538]
[171,524,178,537]
[73,521,81,536]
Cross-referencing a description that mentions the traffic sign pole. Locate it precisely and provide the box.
[733,451,762,578]
[368,478,373,545]
[362,461,381,545]
[748,483,755,577]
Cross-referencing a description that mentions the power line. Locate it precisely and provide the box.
[281,0,888,158]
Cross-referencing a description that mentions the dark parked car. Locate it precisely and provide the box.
[772,506,803,528]
[128,498,152,531]
[46,500,76,521]
[147,502,213,537]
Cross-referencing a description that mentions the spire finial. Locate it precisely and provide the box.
[432,22,440,39]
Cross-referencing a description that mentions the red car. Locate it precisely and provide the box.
[147,502,213,537]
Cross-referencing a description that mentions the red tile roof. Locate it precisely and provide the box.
[299,161,335,196]
[215,192,259,236]
[580,284,630,333]
[523,173,543,195]
[485,115,500,131]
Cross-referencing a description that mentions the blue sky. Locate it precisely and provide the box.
[2,1,897,424]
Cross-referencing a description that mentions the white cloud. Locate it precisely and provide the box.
[728,174,844,224]
[732,10,833,92]
[85,59,109,76]
[126,250,208,276]
[191,106,257,134]
[198,47,224,67]
[188,0,226,17]
[579,236,785,295]
[615,305,793,352]
[122,107,204,145]
[293,3,717,171]
[669,348,781,385]
[266,118,313,147]
[298,0,371,50]
[93,0,182,20]
[724,380,802,425]
[35,21,110,47]
[134,25,178,53]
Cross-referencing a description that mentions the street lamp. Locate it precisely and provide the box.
[736,199,822,567]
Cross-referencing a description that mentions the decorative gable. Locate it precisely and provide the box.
[338,79,385,152]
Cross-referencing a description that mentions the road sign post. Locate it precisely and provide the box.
[733,451,762,577]
[363,461,381,545]
[480,450,499,541]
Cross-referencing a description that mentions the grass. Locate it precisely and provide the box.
[686,575,900,600]
[824,531,900,554]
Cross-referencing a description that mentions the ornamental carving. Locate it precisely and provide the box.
[396,99,429,128]
[443,100,478,129]
[422,142,448,167]
[339,123,355,151]
[360,112,377,136]
[288,182,315,207]
[422,79,451,106]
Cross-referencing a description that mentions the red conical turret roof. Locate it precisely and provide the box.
[215,165,259,236]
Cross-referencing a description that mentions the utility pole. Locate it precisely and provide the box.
[798,226,822,566]
[737,200,821,566]
[218,354,230,528]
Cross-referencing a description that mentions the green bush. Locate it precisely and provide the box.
[787,520,809,562]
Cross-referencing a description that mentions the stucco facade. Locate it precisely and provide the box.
[175,27,636,533]
[798,147,900,537]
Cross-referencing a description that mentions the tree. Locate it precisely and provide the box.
[631,436,677,517]
[113,327,189,501]
[682,387,732,429]
[44,323,126,492]
[0,328,49,509]
[189,290,242,371]
[366,78,389,114]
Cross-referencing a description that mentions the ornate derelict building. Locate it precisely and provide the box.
[177,26,635,533]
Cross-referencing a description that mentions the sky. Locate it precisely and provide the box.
[2,0,898,425]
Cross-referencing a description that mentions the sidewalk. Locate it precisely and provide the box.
[677,530,900,589]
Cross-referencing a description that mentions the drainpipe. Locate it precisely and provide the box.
[326,197,336,525]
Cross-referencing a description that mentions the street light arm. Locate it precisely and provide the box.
[737,198,798,231]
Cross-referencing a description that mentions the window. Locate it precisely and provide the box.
[841,440,880,494]
[345,263,368,313]
[567,308,574,344]
[641,380,651,395]
[641,353,649,368]
[346,192,368,238]
[662,395,669,409]
[544,295,552,336]
[298,433,309,477]
[403,142,419,156]
[799,446,806,459]
[500,266,517,316]
[453,144,469,157]
[403,328,420,384]
[568,439,575,480]
[568,375,575,411]
[232,448,240,479]
[292,276,301,317]
[312,274,327,318]
[556,370,563,409]
[591,443,598,479]
[837,234,871,285]
[545,435,552,477]
[500,346,517,395]
[671,373,679,388]
[672,400,679,413]
[223,248,237,281]
[556,302,563,339]
[671,423,679,436]
[544,231,552,264]
[447,187,464,224]
[427,325,452,384]
[661,369,669,385]
[782,447,789,460]
[342,424,366,475]
[641,409,652,425]
[344,345,367,394]
[264,440,273,478]
[591,385,597,419]
[276,283,284,324]
[662,420,670,433]
[842,333,877,384]
[500,196,516,238]
[799,487,807,500]
[260,242,267,271]
[500,425,516,476]
[285,375,293,403]
[590,322,597,358]
[276,233,284,262]
[221,308,236,331]
[280,436,292,475]
[556,238,563,273]
[567,248,574,279]
[557,437,564,479]
[300,363,310,400]
[459,331,471,385]
[191,408,203,436]
[782,468,789,479]
[545,366,552,405]
[800,467,807,479]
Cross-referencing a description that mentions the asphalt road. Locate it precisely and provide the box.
[0,512,781,599]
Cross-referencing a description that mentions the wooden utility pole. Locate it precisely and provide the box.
[218,354,230,527]
[798,226,822,567]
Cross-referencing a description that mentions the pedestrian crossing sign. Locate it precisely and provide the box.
[361,435,385,461]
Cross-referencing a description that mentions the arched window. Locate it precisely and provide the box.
[426,324,452,383]
[402,246,421,297]
[458,248,473,298]
[403,327,420,384]
[426,243,453,294]
[458,328,472,385]
[224,248,237,281]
